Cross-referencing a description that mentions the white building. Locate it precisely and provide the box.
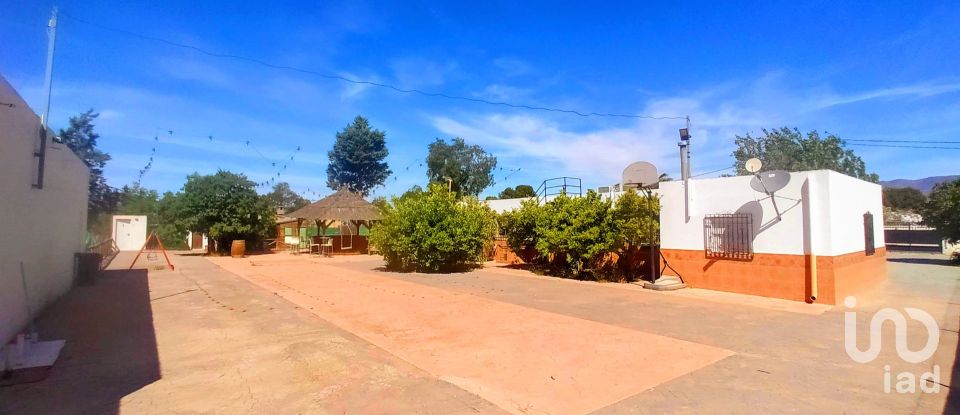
[658,170,886,304]
[0,76,90,344]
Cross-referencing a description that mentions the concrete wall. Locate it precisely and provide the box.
[659,170,886,303]
[485,197,534,213]
[824,171,885,255]
[660,170,883,256]
[0,76,90,344]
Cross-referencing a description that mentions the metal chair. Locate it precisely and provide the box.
[284,236,300,254]
[320,237,334,257]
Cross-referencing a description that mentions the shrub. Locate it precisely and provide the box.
[370,184,497,272]
[497,189,662,280]
[534,191,618,277]
[499,198,544,263]
[921,179,960,244]
[610,189,661,281]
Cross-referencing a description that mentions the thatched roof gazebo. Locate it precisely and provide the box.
[285,188,381,252]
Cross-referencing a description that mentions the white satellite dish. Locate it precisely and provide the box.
[750,170,791,194]
[744,158,762,173]
[622,161,658,188]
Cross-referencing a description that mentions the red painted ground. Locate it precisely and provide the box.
[210,255,734,415]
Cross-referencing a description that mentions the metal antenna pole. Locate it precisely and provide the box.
[33,7,58,189]
[41,7,59,129]
[684,116,691,179]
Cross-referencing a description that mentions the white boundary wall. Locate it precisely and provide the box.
[0,76,90,344]
[485,197,534,213]
[660,170,884,257]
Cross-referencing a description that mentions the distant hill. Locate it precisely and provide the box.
[880,175,959,193]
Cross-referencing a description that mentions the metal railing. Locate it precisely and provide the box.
[536,177,582,204]
[703,214,754,260]
[87,238,119,270]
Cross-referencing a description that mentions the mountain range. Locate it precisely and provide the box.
[880,175,959,193]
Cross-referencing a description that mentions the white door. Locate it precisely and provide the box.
[114,219,137,250]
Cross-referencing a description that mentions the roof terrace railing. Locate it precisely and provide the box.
[536,177,582,204]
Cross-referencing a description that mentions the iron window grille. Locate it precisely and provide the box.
[704,214,754,260]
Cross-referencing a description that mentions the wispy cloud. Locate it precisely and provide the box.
[492,57,533,77]
[473,84,532,102]
[811,82,960,109]
[430,72,960,185]
[390,57,459,88]
[157,57,235,89]
[431,114,675,184]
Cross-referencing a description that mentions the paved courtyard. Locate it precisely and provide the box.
[1,250,958,414]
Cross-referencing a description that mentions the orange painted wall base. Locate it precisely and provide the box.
[660,248,887,304]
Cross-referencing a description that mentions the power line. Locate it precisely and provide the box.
[690,166,734,178]
[845,138,960,144]
[847,143,960,150]
[59,12,687,121]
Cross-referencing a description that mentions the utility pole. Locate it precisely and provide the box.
[41,7,58,129]
[679,117,692,221]
[34,7,58,189]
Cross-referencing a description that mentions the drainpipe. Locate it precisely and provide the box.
[801,177,819,303]
[809,254,818,302]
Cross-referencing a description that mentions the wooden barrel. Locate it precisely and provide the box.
[230,240,246,258]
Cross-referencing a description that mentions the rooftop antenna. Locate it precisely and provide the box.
[33,7,58,189]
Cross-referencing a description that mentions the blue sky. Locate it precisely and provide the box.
[2,1,958,200]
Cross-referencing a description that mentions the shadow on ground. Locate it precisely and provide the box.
[887,257,957,266]
[0,269,160,415]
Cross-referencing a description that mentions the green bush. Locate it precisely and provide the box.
[499,198,544,263]
[609,189,661,281]
[922,178,960,244]
[498,189,661,280]
[371,184,497,272]
[534,191,618,277]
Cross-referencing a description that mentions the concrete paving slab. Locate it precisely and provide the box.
[270,251,960,414]
[210,255,734,415]
[0,252,504,415]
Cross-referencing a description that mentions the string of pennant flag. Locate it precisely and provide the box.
[133,128,302,189]
[132,129,526,198]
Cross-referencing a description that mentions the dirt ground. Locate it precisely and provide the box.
[1,250,957,414]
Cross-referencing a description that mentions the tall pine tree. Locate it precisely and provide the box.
[326,116,391,197]
[59,109,118,223]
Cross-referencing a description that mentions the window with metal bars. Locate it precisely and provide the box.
[703,214,754,260]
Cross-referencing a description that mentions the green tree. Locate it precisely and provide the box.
[610,189,661,280]
[327,116,392,196]
[612,189,661,247]
[177,170,275,253]
[732,127,879,182]
[499,198,544,263]
[370,184,496,272]
[498,184,536,199]
[921,179,960,244]
[535,191,617,277]
[58,109,119,224]
[883,187,927,211]
[426,137,497,196]
[116,184,187,248]
[266,182,310,214]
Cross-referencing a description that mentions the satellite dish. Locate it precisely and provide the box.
[750,170,791,194]
[745,158,762,173]
[622,161,658,188]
